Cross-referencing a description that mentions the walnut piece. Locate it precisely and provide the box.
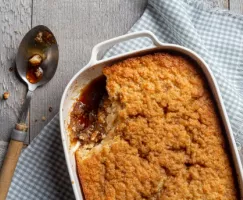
[29,54,42,67]
[90,131,99,141]
[34,67,43,78]
[35,32,43,43]
[35,31,55,45]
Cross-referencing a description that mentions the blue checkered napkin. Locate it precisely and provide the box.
[7,0,243,199]
[7,116,75,200]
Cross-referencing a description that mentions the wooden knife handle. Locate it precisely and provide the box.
[0,140,23,200]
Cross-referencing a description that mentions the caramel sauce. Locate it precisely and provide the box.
[79,76,106,115]
[26,65,43,83]
[26,31,56,84]
[69,75,107,145]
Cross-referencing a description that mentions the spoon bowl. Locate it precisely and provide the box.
[16,25,59,91]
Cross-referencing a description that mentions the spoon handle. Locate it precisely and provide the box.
[0,90,33,200]
[19,90,33,124]
[0,140,23,200]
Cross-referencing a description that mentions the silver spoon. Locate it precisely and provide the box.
[0,25,59,200]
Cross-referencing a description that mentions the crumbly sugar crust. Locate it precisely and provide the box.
[76,53,238,200]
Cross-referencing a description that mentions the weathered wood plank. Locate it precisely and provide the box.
[203,0,229,8]
[0,0,32,143]
[229,0,243,13]
[219,0,229,8]
[30,0,147,140]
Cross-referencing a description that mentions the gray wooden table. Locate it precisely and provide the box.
[0,0,242,144]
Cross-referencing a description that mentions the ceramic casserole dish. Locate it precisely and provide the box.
[60,31,243,199]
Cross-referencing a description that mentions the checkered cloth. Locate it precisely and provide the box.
[6,0,243,199]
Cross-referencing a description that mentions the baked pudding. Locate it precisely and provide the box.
[69,52,238,200]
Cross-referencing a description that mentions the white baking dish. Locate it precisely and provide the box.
[60,31,243,199]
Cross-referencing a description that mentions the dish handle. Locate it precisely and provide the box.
[90,30,161,64]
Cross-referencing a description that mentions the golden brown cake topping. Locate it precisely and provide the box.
[71,52,238,200]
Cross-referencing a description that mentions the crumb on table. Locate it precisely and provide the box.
[49,107,53,112]
[3,92,9,100]
[9,67,14,72]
